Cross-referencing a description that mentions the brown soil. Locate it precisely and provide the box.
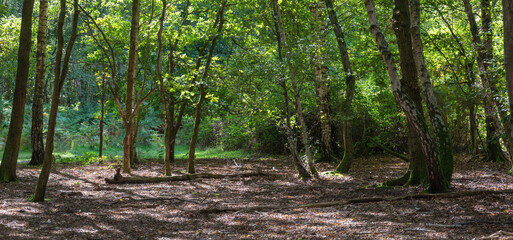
[1,154,513,239]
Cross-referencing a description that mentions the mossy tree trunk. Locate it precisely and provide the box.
[365,0,446,193]
[410,0,454,183]
[324,0,356,174]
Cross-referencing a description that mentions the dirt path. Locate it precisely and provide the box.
[1,155,513,239]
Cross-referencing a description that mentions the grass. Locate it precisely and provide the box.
[1,144,252,166]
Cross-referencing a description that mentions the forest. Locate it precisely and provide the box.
[1,0,513,238]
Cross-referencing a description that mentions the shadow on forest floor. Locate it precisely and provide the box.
[1,154,513,239]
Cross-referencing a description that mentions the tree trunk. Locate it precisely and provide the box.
[310,0,333,163]
[380,0,430,186]
[123,0,142,173]
[463,0,513,161]
[271,0,311,179]
[504,0,513,173]
[275,0,319,178]
[33,0,79,202]
[188,87,206,174]
[324,0,356,174]
[99,73,105,158]
[365,0,445,193]
[29,0,49,166]
[410,0,453,182]
[187,2,226,174]
[0,0,35,182]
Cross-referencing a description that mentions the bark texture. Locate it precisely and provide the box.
[122,0,142,173]
[29,0,49,166]
[410,0,453,182]
[0,0,35,182]
[310,0,333,163]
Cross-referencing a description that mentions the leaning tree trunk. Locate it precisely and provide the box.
[275,0,319,178]
[504,0,513,173]
[410,0,453,182]
[29,0,49,166]
[380,0,429,187]
[122,0,142,173]
[271,0,311,179]
[365,0,445,193]
[33,0,79,202]
[0,0,35,182]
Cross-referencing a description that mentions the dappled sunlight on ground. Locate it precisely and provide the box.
[1,154,513,239]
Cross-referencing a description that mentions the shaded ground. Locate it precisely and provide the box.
[1,154,513,239]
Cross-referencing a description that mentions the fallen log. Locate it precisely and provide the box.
[198,189,513,214]
[105,168,270,184]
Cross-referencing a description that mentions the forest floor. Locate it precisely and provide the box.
[1,154,513,239]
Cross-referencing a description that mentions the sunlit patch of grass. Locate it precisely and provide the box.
[175,146,249,159]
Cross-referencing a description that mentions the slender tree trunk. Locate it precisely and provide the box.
[188,87,206,174]
[123,0,142,173]
[187,2,226,174]
[29,0,49,166]
[33,0,79,202]
[365,0,445,192]
[99,74,105,158]
[0,0,35,182]
[310,0,333,163]
[275,0,319,178]
[504,0,513,173]
[271,0,311,179]
[324,0,356,174]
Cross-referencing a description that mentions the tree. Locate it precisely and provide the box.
[33,0,80,202]
[0,0,35,182]
[382,0,428,186]
[275,0,319,178]
[29,0,49,166]
[271,0,311,179]
[462,0,513,161]
[504,0,513,173]
[188,1,227,174]
[310,0,333,163]
[324,0,356,174]
[123,0,142,173]
[365,0,447,192]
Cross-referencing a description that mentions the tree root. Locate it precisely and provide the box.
[197,189,513,214]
